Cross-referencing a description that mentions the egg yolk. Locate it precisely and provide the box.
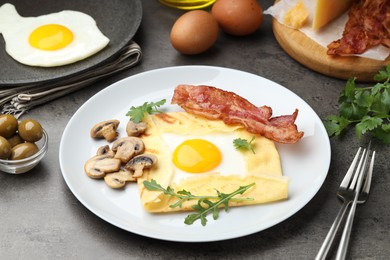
[29,24,74,51]
[172,139,222,173]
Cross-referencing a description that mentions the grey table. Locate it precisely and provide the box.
[1,1,389,259]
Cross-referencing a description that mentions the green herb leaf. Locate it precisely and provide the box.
[355,116,383,140]
[372,123,390,143]
[126,99,166,123]
[183,183,255,226]
[143,179,166,192]
[143,179,255,226]
[324,65,390,143]
[233,136,256,154]
[374,64,390,82]
[323,115,352,136]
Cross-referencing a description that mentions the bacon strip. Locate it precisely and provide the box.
[327,0,390,55]
[171,85,304,144]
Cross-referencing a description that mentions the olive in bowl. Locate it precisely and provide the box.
[0,114,18,138]
[0,115,48,174]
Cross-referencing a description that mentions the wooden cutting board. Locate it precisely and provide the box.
[272,19,390,82]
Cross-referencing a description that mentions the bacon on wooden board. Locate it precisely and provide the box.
[327,0,390,55]
[171,84,304,144]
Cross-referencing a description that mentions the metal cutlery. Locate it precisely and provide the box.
[335,146,375,260]
[316,144,375,260]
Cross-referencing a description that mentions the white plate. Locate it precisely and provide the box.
[59,66,331,242]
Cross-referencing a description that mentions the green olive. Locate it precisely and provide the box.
[18,119,43,142]
[0,136,11,159]
[0,114,18,138]
[10,142,39,160]
[7,134,24,148]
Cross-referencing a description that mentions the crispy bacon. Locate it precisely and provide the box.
[171,85,304,144]
[327,0,390,55]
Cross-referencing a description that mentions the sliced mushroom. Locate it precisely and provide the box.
[96,145,111,156]
[125,154,158,178]
[111,137,145,163]
[90,120,120,142]
[84,153,121,179]
[126,121,147,137]
[104,167,136,189]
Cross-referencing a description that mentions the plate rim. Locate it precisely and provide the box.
[59,65,331,242]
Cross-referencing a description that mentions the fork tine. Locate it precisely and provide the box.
[356,141,372,191]
[340,147,362,188]
[362,151,375,195]
[349,148,367,189]
[346,141,372,190]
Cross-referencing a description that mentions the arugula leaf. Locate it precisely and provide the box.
[184,184,255,226]
[143,179,255,226]
[233,136,256,154]
[126,99,166,123]
[324,65,390,143]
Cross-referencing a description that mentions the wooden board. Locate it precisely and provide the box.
[272,19,390,82]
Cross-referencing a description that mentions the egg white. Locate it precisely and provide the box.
[0,3,109,67]
[161,132,246,184]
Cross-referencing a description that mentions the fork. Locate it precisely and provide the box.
[315,144,375,260]
[336,147,375,260]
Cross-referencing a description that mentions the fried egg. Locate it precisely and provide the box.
[137,112,288,213]
[164,132,246,182]
[0,3,109,67]
[172,138,222,173]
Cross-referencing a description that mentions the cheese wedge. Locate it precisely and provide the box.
[312,0,355,30]
[283,0,309,29]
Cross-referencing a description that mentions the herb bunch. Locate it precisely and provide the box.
[143,179,255,226]
[324,65,390,143]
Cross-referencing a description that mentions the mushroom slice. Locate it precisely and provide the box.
[126,121,147,137]
[125,154,158,178]
[84,153,121,179]
[104,167,136,189]
[111,137,145,164]
[96,145,111,156]
[90,120,120,142]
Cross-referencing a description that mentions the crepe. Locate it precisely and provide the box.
[137,112,289,213]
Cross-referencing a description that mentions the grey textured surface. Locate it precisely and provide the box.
[1,1,389,259]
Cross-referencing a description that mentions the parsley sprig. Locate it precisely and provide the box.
[126,99,166,123]
[233,136,256,154]
[143,179,255,226]
[324,65,390,143]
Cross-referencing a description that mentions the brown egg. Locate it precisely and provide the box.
[170,10,219,55]
[211,0,263,36]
